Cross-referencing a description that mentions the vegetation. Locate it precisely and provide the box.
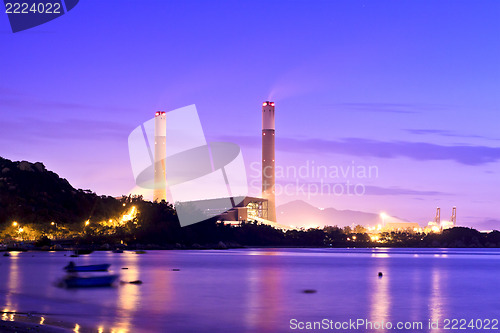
[1,156,499,249]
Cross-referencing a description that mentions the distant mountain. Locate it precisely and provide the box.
[276,200,406,228]
[0,156,121,225]
[470,219,500,232]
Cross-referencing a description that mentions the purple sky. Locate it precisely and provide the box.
[1,1,499,228]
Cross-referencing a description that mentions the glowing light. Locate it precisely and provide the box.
[51,222,55,225]
[1,309,8,321]
[12,222,17,227]
[18,228,23,233]
[98,327,104,333]
[270,102,275,106]
[121,206,138,223]
[352,236,357,240]
[85,220,90,226]
[263,102,268,106]
[40,317,45,325]
[74,323,80,332]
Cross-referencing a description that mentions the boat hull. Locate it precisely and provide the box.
[65,264,111,272]
[64,275,118,288]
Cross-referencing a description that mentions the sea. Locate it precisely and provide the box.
[1,248,500,332]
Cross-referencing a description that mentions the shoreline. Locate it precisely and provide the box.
[0,319,72,333]
[2,244,500,254]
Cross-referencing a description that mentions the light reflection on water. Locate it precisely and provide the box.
[1,248,500,332]
[115,253,140,332]
[370,258,390,330]
[4,251,20,322]
[429,265,449,333]
[245,251,282,333]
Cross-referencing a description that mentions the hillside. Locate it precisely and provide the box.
[0,156,121,226]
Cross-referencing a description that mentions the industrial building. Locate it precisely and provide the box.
[217,101,279,226]
[425,207,457,232]
[382,222,421,233]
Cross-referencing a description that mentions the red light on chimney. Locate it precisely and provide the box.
[263,102,268,106]
[270,102,275,106]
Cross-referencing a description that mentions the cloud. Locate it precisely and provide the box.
[0,86,134,113]
[271,179,447,196]
[470,219,500,231]
[222,135,500,166]
[327,102,450,114]
[406,129,500,141]
[0,118,132,142]
[363,185,447,196]
[0,97,88,110]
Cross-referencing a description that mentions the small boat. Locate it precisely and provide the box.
[63,275,118,288]
[64,262,110,272]
[74,249,93,255]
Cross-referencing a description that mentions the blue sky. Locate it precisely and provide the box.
[0,1,499,228]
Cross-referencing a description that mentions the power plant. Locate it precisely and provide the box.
[153,111,167,202]
[262,101,277,222]
[150,102,460,233]
[150,102,283,228]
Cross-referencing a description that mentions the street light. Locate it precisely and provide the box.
[12,222,18,227]
[380,212,388,227]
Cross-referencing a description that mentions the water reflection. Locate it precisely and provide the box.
[2,252,21,321]
[114,253,140,332]
[245,251,282,332]
[429,265,448,332]
[371,248,390,258]
[370,259,390,332]
[0,249,495,333]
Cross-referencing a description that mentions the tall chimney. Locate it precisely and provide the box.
[262,101,276,221]
[154,111,167,202]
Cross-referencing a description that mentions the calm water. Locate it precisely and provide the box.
[1,248,500,332]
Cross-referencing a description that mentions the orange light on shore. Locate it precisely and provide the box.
[12,222,18,227]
